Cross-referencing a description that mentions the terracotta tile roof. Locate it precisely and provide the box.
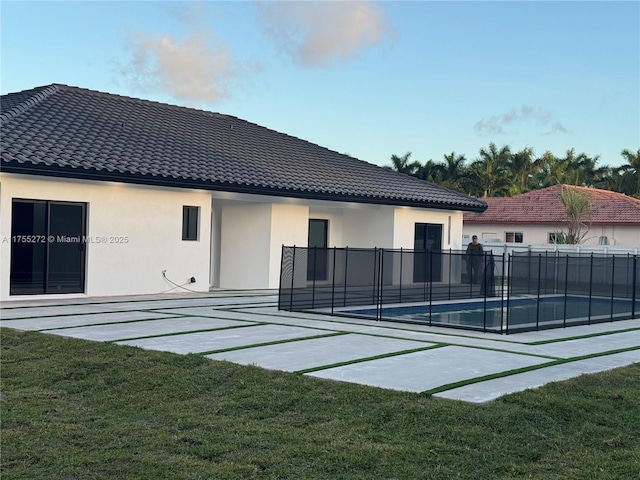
[1,84,487,212]
[464,185,640,226]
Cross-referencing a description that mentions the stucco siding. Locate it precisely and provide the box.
[269,204,309,289]
[393,208,464,250]
[1,173,211,300]
[219,202,272,289]
[342,206,394,248]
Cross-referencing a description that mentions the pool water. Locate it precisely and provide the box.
[345,296,635,332]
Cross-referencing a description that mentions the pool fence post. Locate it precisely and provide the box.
[372,247,378,306]
[627,253,632,300]
[588,253,594,325]
[500,251,506,334]
[399,248,403,303]
[543,250,547,295]
[423,247,428,302]
[610,254,615,322]
[483,251,488,332]
[468,249,473,298]
[331,247,337,316]
[429,248,434,326]
[311,246,317,309]
[553,250,559,294]
[632,255,637,319]
[343,247,349,307]
[278,244,284,310]
[290,245,296,312]
[563,254,569,328]
[506,252,512,334]
[536,253,542,331]
[377,248,384,320]
[448,248,452,301]
[528,251,533,295]
[378,248,384,321]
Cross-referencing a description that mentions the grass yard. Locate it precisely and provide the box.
[1,328,639,479]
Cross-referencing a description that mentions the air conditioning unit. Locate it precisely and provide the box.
[598,236,608,245]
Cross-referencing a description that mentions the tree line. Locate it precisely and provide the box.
[388,144,640,199]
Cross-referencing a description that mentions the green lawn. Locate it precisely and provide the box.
[2,328,639,479]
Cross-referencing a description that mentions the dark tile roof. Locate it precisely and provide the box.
[1,84,486,212]
[464,185,640,226]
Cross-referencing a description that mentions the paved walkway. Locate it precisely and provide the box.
[1,291,638,403]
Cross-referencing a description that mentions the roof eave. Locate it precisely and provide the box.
[1,163,488,213]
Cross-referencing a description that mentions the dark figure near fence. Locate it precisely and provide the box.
[466,235,484,283]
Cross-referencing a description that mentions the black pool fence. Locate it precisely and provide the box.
[278,246,639,334]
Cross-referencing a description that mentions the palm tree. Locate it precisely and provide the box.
[507,147,539,194]
[555,186,592,244]
[468,143,512,197]
[619,148,640,197]
[434,152,467,192]
[389,152,421,176]
[537,149,603,187]
[416,159,439,182]
[593,166,624,192]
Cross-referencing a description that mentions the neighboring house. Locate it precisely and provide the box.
[1,84,486,300]
[463,185,640,247]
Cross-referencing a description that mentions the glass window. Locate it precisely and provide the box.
[307,219,328,281]
[182,206,199,241]
[505,232,523,243]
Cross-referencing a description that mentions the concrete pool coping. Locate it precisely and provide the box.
[1,290,638,403]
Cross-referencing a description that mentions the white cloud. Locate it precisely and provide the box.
[474,105,569,136]
[121,30,233,105]
[256,0,393,67]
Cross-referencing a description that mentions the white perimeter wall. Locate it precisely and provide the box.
[464,223,640,247]
[0,173,211,300]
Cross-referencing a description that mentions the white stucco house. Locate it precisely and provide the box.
[1,84,486,301]
[463,185,640,247]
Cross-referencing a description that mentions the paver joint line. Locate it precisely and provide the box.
[2,291,638,403]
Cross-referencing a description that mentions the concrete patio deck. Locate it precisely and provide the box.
[1,290,638,403]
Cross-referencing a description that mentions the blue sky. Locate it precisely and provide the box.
[2,1,638,168]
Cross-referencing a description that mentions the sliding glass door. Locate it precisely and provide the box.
[413,223,443,283]
[10,199,86,295]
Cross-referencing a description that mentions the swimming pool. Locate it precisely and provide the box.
[341,295,636,333]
